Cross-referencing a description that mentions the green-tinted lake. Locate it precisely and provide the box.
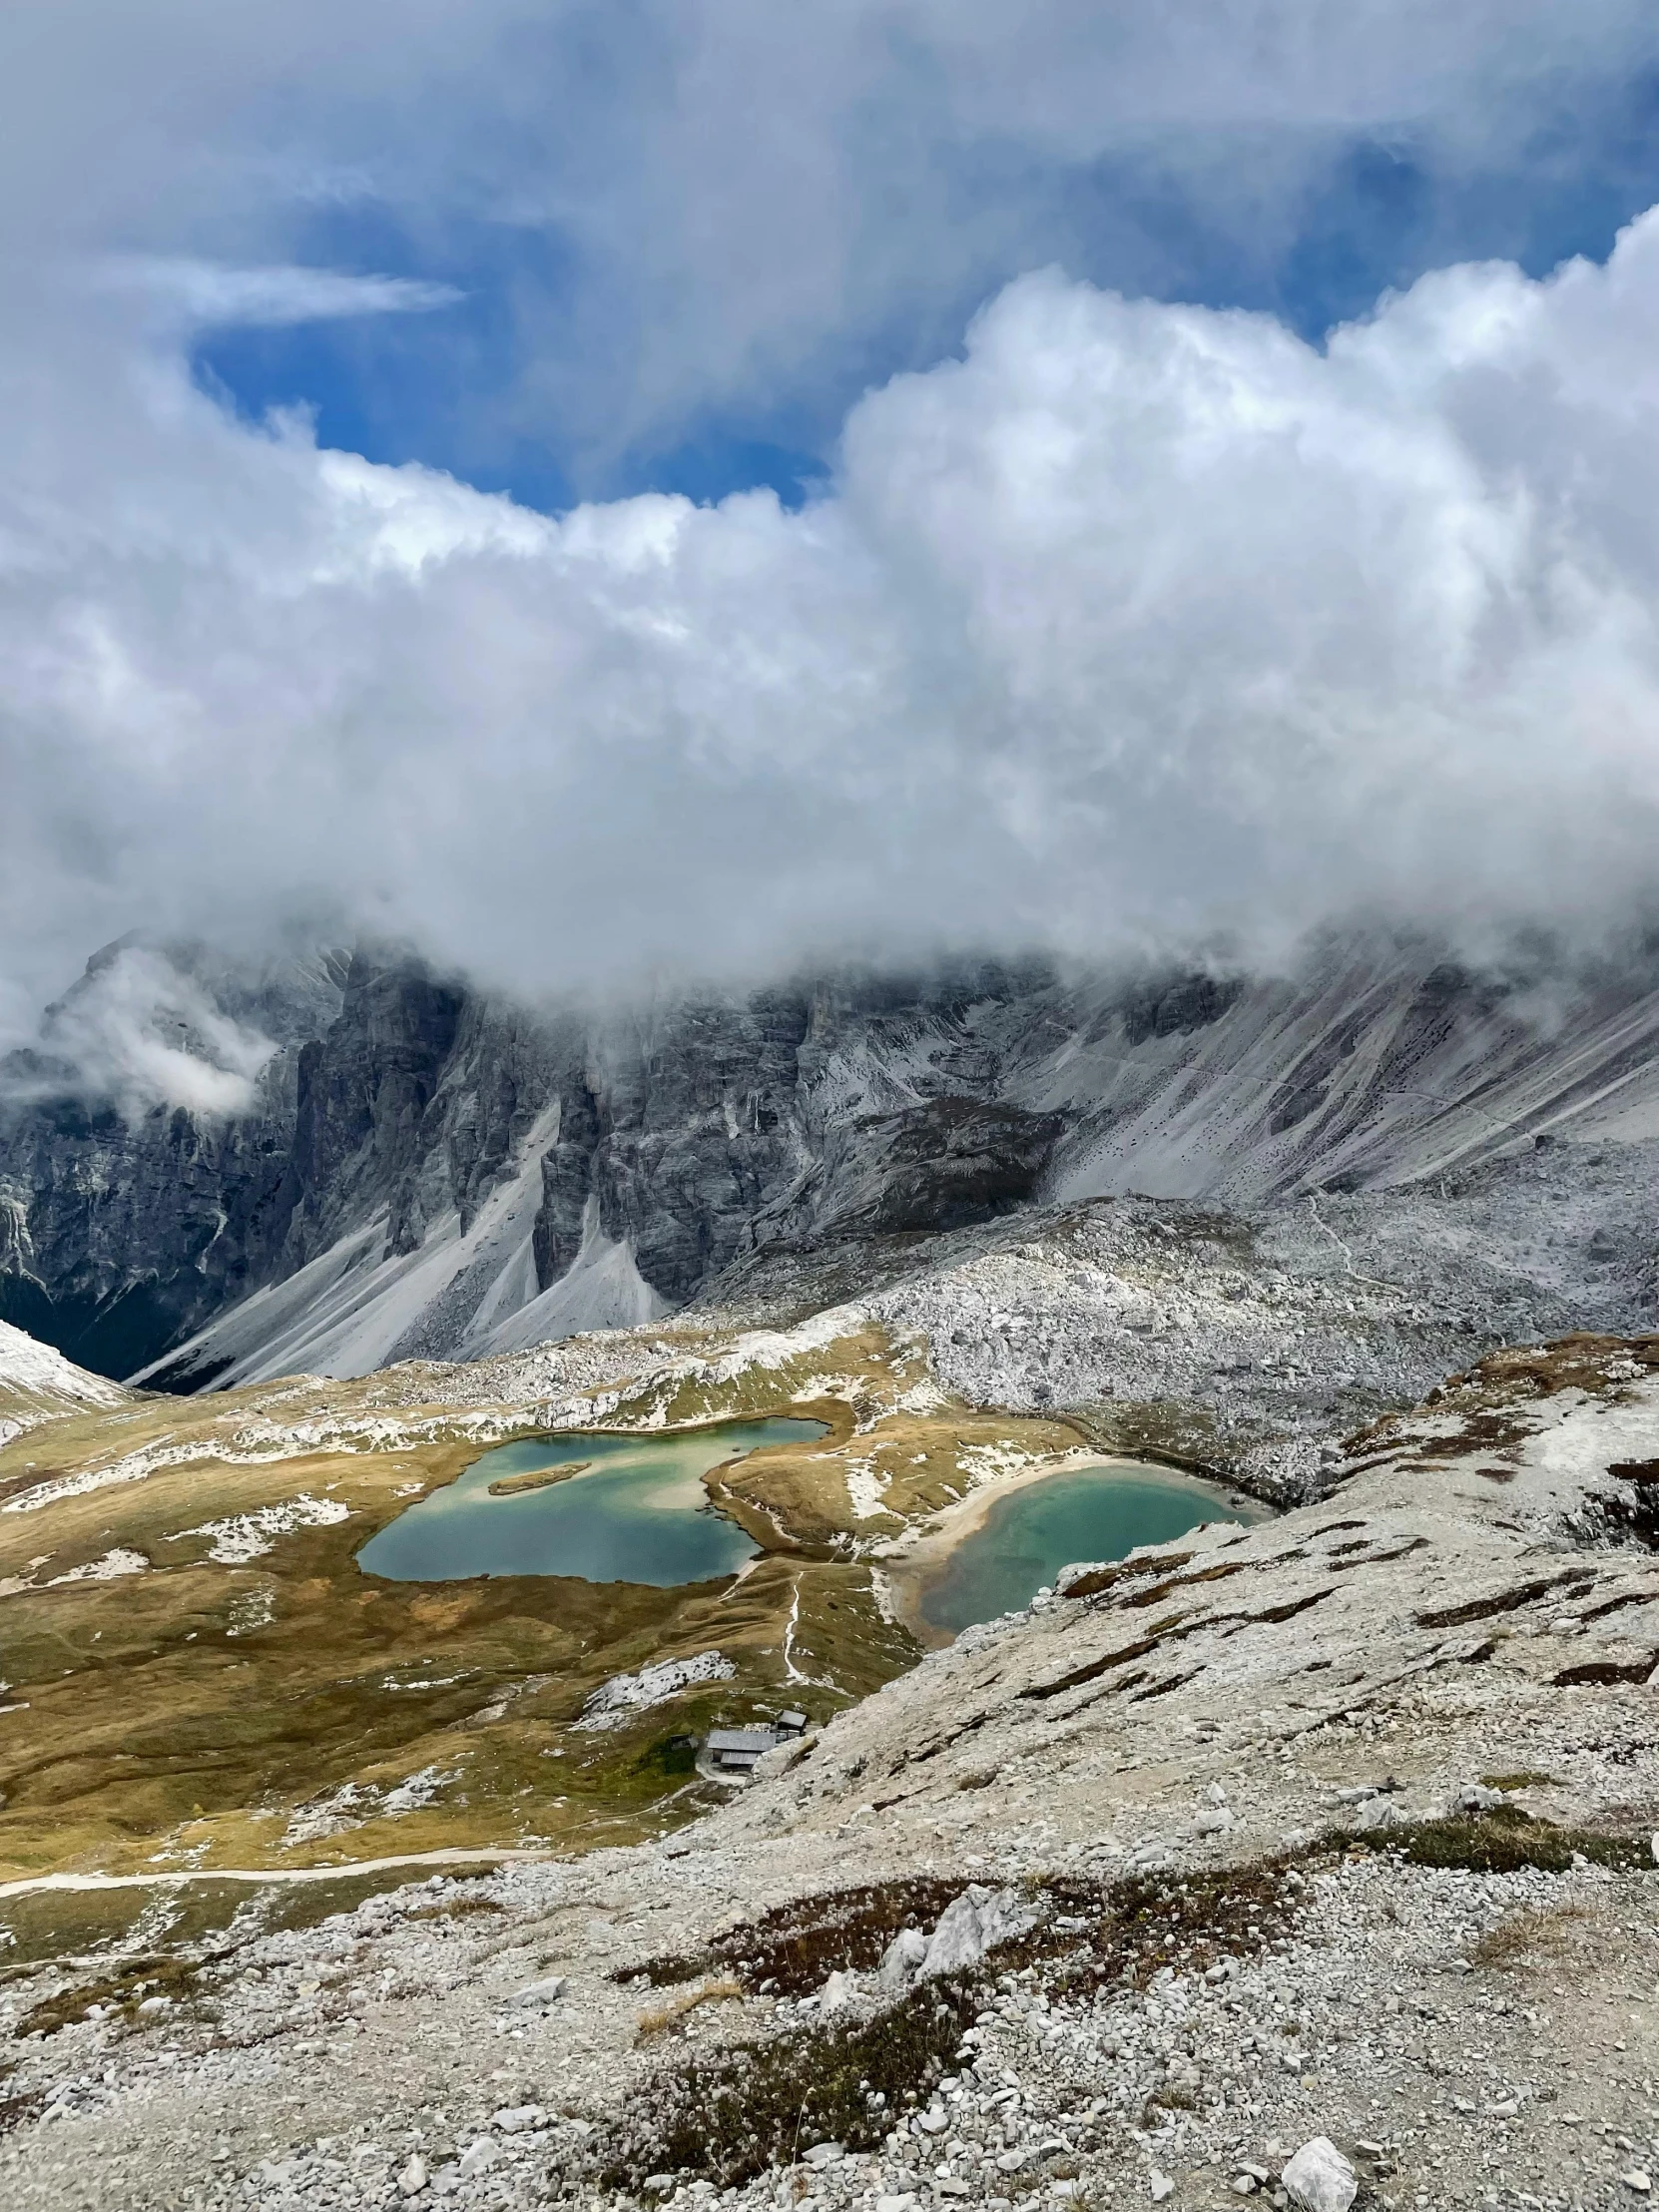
[355,1417,827,1587]
[918,1462,1261,1635]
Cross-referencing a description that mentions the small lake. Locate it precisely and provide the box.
[356,1416,827,1587]
[917,1462,1261,1635]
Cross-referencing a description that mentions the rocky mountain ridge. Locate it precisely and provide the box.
[6,931,1659,1391]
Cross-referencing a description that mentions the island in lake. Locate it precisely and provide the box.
[486,1459,591,1497]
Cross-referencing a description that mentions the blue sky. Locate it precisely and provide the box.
[188,38,1659,515]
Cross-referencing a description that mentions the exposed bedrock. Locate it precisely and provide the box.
[6,931,1659,1386]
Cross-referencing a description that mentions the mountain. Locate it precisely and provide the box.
[5,931,1659,1389]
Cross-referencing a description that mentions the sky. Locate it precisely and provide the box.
[8,2,1659,1093]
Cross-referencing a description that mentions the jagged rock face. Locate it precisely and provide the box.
[7,930,1659,1386]
[278,958,468,1266]
[0,948,1083,1381]
[761,1096,1068,1242]
[538,987,816,1305]
[0,943,345,1377]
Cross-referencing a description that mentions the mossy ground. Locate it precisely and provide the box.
[595,1859,1307,2191]
[592,1815,1659,2193]
[0,1326,1076,1882]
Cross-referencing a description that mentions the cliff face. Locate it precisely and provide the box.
[6,932,1659,1387]
[0,946,347,1377]
[0,948,1074,1383]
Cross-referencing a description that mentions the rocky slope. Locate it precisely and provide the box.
[4,1335,1659,2211]
[0,1323,128,1451]
[6,931,1659,1391]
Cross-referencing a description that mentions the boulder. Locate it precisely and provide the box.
[920,1885,1040,1978]
[1281,2137,1358,2212]
[506,1974,567,2007]
[877,1927,929,1989]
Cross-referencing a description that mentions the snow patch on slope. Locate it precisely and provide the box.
[0,1319,130,1433]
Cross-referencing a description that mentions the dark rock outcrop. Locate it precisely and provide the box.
[9,930,1659,1386]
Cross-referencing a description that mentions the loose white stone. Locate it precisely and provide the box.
[492,2104,545,2133]
[507,1974,568,2007]
[397,2152,428,2197]
[1282,2137,1358,2212]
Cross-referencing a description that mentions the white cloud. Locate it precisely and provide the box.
[5,3,1659,1039]
[103,259,462,329]
[2,945,278,1114]
[6,212,1659,1037]
[2,4,1656,468]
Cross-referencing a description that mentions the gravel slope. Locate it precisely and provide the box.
[5,1336,1659,2212]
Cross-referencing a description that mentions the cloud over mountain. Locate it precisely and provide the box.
[9,212,1659,1038]
[5,3,1659,1045]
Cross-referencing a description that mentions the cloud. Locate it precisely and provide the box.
[103,259,463,330]
[6,4,1659,1051]
[1,946,277,1116]
[4,4,1659,476]
[8,210,1659,1046]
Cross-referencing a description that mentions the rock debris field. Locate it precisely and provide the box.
[7,1332,1659,2212]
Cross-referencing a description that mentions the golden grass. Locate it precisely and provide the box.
[636,1973,745,2041]
[1468,1905,1586,1968]
[0,1319,1098,1883]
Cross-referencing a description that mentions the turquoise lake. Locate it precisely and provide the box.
[355,1416,827,1587]
[918,1462,1259,1634]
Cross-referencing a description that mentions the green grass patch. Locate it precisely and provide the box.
[1345,1812,1650,1875]
[632,1734,699,1782]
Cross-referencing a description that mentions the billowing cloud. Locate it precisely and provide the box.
[2,945,277,1116]
[7,210,1659,1050]
[6,2,1659,1058]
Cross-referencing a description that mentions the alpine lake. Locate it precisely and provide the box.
[911,1461,1265,1635]
[356,1416,828,1587]
[359,1420,1260,1631]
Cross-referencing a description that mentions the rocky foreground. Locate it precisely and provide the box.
[5,1336,1659,2212]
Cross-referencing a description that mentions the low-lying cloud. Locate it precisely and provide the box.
[9,211,1659,1051]
[2,946,278,1117]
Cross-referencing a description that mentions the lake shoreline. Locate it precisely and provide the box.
[876,1453,1269,1650]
